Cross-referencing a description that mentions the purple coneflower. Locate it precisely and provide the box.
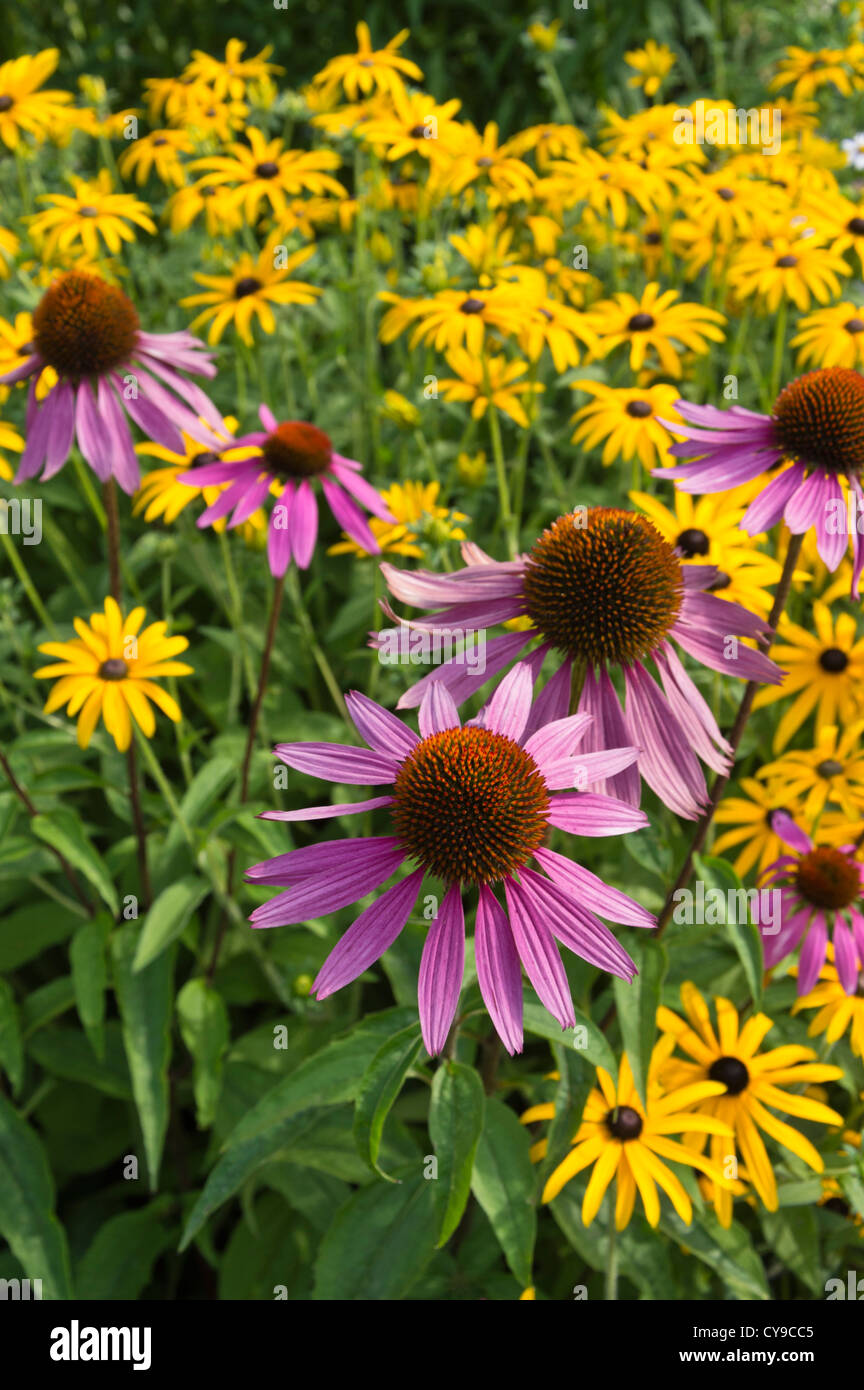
[760,816,864,995]
[183,404,395,575]
[3,270,223,493]
[379,507,782,820]
[246,662,654,1055]
[654,367,864,596]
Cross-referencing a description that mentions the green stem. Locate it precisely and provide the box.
[485,386,517,558]
[0,531,56,633]
[769,299,788,405]
[286,565,349,721]
[605,1207,618,1301]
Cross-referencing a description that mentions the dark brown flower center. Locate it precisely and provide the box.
[773,367,864,475]
[392,726,549,885]
[627,312,655,331]
[676,527,710,557]
[605,1105,643,1140]
[717,186,735,201]
[0,95,13,112]
[260,421,332,479]
[816,759,844,778]
[844,318,864,335]
[775,254,798,268]
[819,647,849,672]
[706,569,731,591]
[190,450,222,467]
[234,276,262,299]
[847,218,864,237]
[78,206,100,218]
[626,399,653,418]
[33,272,140,379]
[460,297,486,314]
[255,161,280,178]
[795,846,860,910]
[476,156,494,167]
[644,231,662,245]
[99,658,129,681]
[709,1056,749,1095]
[522,508,683,666]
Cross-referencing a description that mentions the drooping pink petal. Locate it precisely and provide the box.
[772,813,812,854]
[533,846,654,927]
[623,663,708,819]
[313,868,424,997]
[289,479,318,569]
[321,476,380,554]
[474,885,524,1055]
[578,666,641,807]
[330,458,395,522]
[517,869,637,979]
[798,916,828,994]
[521,659,571,739]
[833,918,859,994]
[395,629,534,711]
[418,884,465,1056]
[503,876,575,1030]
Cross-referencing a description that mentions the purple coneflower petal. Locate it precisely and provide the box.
[418,884,465,1056]
[97,377,140,493]
[518,869,637,979]
[113,373,185,455]
[344,691,419,759]
[330,459,395,522]
[653,645,730,775]
[798,916,828,995]
[229,474,273,526]
[313,868,425,998]
[249,840,406,926]
[784,468,828,534]
[260,403,278,432]
[815,473,847,571]
[578,666,641,806]
[321,476,380,555]
[474,885,524,1055]
[503,876,575,1030]
[484,661,534,742]
[247,835,404,884]
[380,560,525,607]
[419,682,461,737]
[521,659,570,738]
[198,474,258,527]
[39,381,77,480]
[533,846,654,928]
[772,812,812,854]
[833,919,858,994]
[623,663,707,818]
[17,379,56,479]
[268,496,295,577]
[274,741,399,783]
[289,479,318,569]
[260,795,394,821]
[740,464,805,534]
[763,904,809,970]
[523,711,592,768]
[75,380,112,481]
[395,629,534,710]
[546,791,648,835]
[137,353,225,433]
[0,354,40,387]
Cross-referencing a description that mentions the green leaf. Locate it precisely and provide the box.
[0,903,79,972]
[111,924,175,1191]
[226,1006,419,1150]
[0,1093,73,1299]
[312,1176,439,1300]
[76,1199,175,1300]
[20,977,76,1036]
[760,1208,822,1296]
[523,998,617,1077]
[429,1061,485,1245]
[69,913,112,1058]
[612,937,666,1105]
[176,978,230,1129]
[470,1098,537,1288]
[353,1023,423,1179]
[659,1209,770,1300]
[0,980,23,1095]
[697,854,763,1006]
[26,1024,132,1099]
[31,809,118,914]
[133,876,209,971]
[839,1169,864,1221]
[540,1043,594,1189]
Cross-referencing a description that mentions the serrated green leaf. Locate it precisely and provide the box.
[111,924,175,1191]
[31,810,118,914]
[429,1060,485,1245]
[470,1097,536,1288]
[133,875,209,971]
[0,1093,73,1299]
[353,1023,423,1179]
